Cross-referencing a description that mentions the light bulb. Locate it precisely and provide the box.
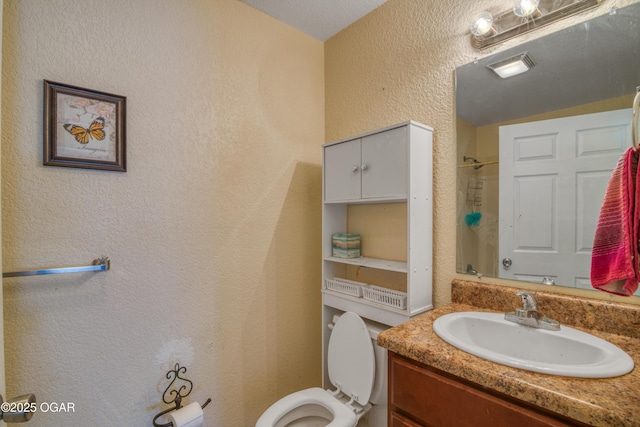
[513,0,540,17]
[470,11,494,37]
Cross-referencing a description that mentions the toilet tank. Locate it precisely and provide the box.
[364,319,388,405]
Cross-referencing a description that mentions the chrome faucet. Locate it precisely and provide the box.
[504,291,560,331]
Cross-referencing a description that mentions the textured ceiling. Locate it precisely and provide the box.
[241,0,387,41]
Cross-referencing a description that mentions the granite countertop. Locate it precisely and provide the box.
[378,280,640,427]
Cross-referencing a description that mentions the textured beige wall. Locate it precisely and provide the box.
[326,0,640,308]
[1,0,323,425]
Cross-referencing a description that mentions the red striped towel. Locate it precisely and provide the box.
[591,147,640,296]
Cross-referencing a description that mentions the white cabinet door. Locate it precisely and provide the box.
[324,138,362,202]
[361,126,408,199]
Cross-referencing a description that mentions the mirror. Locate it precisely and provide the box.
[456,3,640,293]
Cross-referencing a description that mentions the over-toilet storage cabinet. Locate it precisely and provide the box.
[321,120,433,388]
[321,121,434,386]
[322,121,433,326]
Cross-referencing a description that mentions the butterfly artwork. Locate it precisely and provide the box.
[62,117,106,144]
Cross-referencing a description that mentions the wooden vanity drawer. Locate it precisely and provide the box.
[391,411,423,427]
[389,352,577,427]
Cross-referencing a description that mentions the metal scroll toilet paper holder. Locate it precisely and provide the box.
[152,363,211,427]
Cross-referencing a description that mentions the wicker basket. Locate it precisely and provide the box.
[325,277,364,297]
[362,285,407,309]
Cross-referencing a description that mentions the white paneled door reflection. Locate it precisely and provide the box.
[499,108,632,290]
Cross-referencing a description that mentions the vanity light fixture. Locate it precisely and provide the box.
[487,52,534,78]
[470,0,600,50]
[513,0,541,18]
[470,11,496,37]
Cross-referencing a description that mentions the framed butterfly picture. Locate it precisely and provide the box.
[43,80,126,172]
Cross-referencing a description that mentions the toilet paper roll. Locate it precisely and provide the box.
[168,402,204,427]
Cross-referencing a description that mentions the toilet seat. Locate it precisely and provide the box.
[255,387,357,427]
[256,312,376,427]
[328,312,375,406]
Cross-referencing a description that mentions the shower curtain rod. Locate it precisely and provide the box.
[457,160,499,169]
[2,256,110,278]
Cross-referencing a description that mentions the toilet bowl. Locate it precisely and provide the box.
[256,388,357,427]
[256,312,387,427]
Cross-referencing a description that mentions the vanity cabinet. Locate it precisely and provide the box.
[321,121,433,327]
[388,352,590,427]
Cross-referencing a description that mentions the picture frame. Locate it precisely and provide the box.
[43,80,126,172]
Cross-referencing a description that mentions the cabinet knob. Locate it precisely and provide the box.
[361,164,368,171]
[352,166,359,173]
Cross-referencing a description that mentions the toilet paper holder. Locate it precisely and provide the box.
[152,363,211,427]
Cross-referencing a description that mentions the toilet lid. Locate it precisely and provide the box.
[328,312,375,406]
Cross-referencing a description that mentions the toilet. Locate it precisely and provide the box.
[256,312,388,427]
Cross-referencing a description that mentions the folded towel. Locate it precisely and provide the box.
[591,147,640,296]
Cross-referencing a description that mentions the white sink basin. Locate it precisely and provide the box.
[433,311,634,378]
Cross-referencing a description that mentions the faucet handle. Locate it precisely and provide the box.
[516,291,538,311]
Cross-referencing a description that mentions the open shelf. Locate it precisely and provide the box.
[323,195,407,205]
[323,290,410,327]
[324,256,407,273]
